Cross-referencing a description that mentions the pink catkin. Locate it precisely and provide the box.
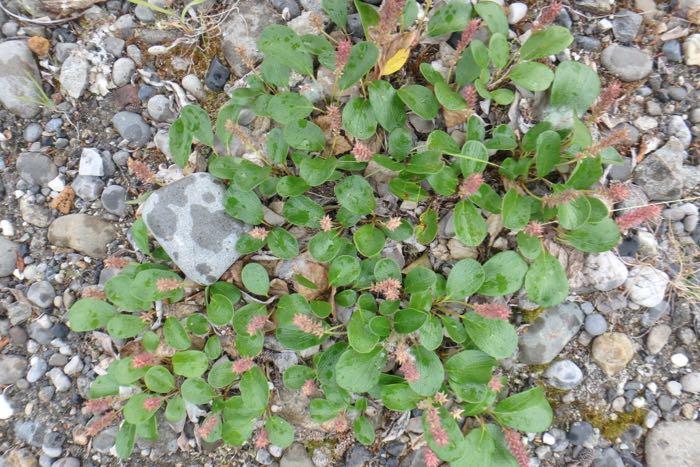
[156,278,182,292]
[523,221,544,238]
[426,408,449,447]
[385,217,402,231]
[301,379,317,397]
[461,85,477,111]
[615,205,662,231]
[292,313,325,337]
[320,215,333,232]
[473,303,511,320]
[504,429,530,467]
[395,342,420,382]
[326,105,342,133]
[131,353,158,368]
[370,278,402,301]
[424,448,441,467]
[604,183,630,203]
[246,315,268,336]
[254,428,269,449]
[534,1,563,30]
[249,227,269,240]
[232,357,255,374]
[488,376,503,392]
[376,0,407,36]
[143,397,161,411]
[335,38,352,72]
[198,416,219,439]
[459,173,484,197]
[591,80,623,117]
[84,397,115,414]
[456,19,482,55]
[352,142,373,162]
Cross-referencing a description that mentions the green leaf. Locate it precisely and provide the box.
[335,175,376,215]
[258,25,313,76]
[525,252,569,307]
[354,416,376,445]
[509,61,555,92]
[241,263,270,296]
[558,196,591,230]
[339,41,379,90]
[354,0,379,38]
[489,33,509,69]
[205,336,222,360]
[419,315,443,350]
[335,347,385,393]
[284,119,326,152]
[168,118,192,168]
[404,267,436,294]
[268,92,313,125]
[223,186,263,225]
[428,1,471,36]
[284,195,324,228]
[434,81,467,110]
[348,309,379,353]
[277,176,310,197]
[388,127,413,159]
[397,85,439,120]
[517,231,542,260]
[446,259,485,300]
[299,157,337,187]
[408,345,444,396]
[309,231,342,263]
[389,178,429,201]
[208,359,236,388]
[106,314,145,339]
[427,165,459,196]
[172,350,208,378]
[550,60,600,116]
[131,218,150,254]
[479,251,528,296]
[67,299,116,332]
[115,422,136,459]
[180,105,213,146]
[261,57,290,88]
[163,317,190,350]
[268,228,299,259]
[501,189,530,231]
[535,130,561,177]
[422,406,465,461]
[455,45,480,86]
[454,200,487,247]
[89,375,119,399]
[322,0,347,28]
[561,218,621,253]
[353,225,386,257]
[275,295,327,350]
[310,398,344,422]
[123,393,160,425]
[240,366,269,411]
[165,396,185,422]
[267,127,289,164]
[265,416,295,448]
[493,387,553,432]
[394,308,427,334]
[207,294,233,326]
[380,383,422,411]
[181,377,214,404]
[283,365,315,390]
[443,316,467,344]
[463,312,518,359]
[445,349,496,385]
[520,25,574,60]
[328,255,361,287]
[342,97,378,140]
[415,208,438,244]
[475,1,508,36]
[368,80,406,131]
[567,157,603,189]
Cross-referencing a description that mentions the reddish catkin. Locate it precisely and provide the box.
[84,410,119,437]
[352,142,374,162]
[326,105,342,134]
[370,278,402,301]
[473,303,512,320]
[542,189,580,207]
[320,215,333,232]
[385,217,402,231]
[246,315,268,336]
[615,204,662,231]
[156,278,182,292]
[198,416,219,439]
[461,85,478,111]
[249,227,269,240]
[143,397,161,411]
[292,313,325,337]
[84,397,116,414]
[104,256,131,269]
[523,221,544,238]
[335,38,352,72]
[232,357,255,374]
[590,80,623,118]
[424,448,441,467]
[459,173,484,197]
[395,342,420,382]
[301,379,317,397]
[131,353,158,368]
[488,376,504,392]
[602,183,630,203]
[376,0,407,37]
[254,428,269,449]
[426,407,450,446]
[127,158,155,183]
[455,19,482,55]
[533,1,563,31]
[81,286,106,299]
[504,429,530,467]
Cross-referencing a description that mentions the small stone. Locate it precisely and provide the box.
[101,185,128,217]
[645,421,700,467]
[71,175,104,201]
[601,45,653,82]
[519,303,584,365]
[112,111,152,147]
[182,74,206,100]
[612,9,643,43]
[667,115,692,148]
[205,57,230,92]
[42,431,64,458]
[680,372,700,394]
[0,355,28,384]
[662,40,683,62]
[646,324,672,354]
[683,34,700,66]
[17,153,58,187]
[585,314,608,336]
[345,444,372,467]
[545,360,584,389]
[671,353,689,367]
[27,357,48,383]
[272,351,298,373]
[78,148,105,177]
[27,281,55,308]
[46,368,70,391]
[625,266,669,308]
[63,356,83,376]
[507,3,527,24]
[568,421,595,446]
[280,443,313,467]
[0,237,18,277]
[147,94,176,122]
[591,332,635,376]
[270,0,301,19]
[48,214,117,258]
[24,123,42,143]
[59,50,90,98]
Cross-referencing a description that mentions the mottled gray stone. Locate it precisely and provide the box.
[0,237,18,277]
[612,9,642,43]
[0,40,41,118]
[101,185,128,216]
[27,281,55,308]
[519,303,584,364]
[48,214,117,258]
[72,175,105,201]
[112,111,151,147]
[0,355,28,384]
[633,138,686,201]
[280,443,313,467]
[645,421,700,467]
[545,360,584,389]
[59,50,90,99]
[601,45,653,82]
[141,173,248,284]
[17,152,58,187]
[220,0,282,77]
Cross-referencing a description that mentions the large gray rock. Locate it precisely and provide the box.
[48,214,117,258]
[574,0,613,13]
[141,173,248,285]
[16,152,58,186]
[519,303,584,364]
[0,40,41,118]
[645,421,700,467]
[0,237,19,277]
[633,137,686,201]
[220,0,282,77]
[601,45,653,82]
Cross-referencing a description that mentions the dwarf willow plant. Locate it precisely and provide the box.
[68,0,629,464]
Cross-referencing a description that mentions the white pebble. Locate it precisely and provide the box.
[0,219,14,236]
[47,175,65,192]
[671,353,689,367]
[542,433,556,445]
[0,393,14,420]
[632,397,646,408]
[507,2,527,24]
[599,19,613,30]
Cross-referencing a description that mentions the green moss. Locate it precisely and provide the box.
[582,406,647,440]
[521,307,544,323]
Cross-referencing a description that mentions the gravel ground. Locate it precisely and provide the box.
[0,1,699,466]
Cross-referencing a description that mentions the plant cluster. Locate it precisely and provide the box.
[68,1,645,465]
